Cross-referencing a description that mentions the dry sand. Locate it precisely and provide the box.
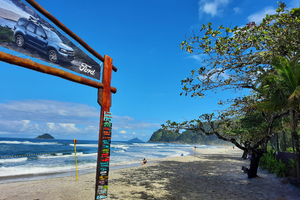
[1,148,300,200]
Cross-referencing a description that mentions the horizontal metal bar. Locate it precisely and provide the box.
[0,51,117,93]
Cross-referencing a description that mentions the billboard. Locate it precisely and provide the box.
[0,0,101,80]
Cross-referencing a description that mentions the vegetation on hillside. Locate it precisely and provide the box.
[149,129,225,144]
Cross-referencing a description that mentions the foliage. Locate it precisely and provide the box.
[287,147,296,153]
[288,158,296,168]
[0,26,14,43]
[259,150,288,177]
[179,2,300,98]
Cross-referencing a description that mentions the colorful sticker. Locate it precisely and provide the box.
[103,131,111,136]
[100,171,108,176]
[102,140,111,145]
[98,185,104,190]
[104,127,111,131]
[101,158,110,162]
[100,167,108,171]
[99,175,109,180]
[102,149,109,153]
[104,122,112,127]
[101,153,110,158]
[98,180,108,185]
[104,116,112,121]
[101,162,109,167]
[96,195,107,199]
[104,111,112,116]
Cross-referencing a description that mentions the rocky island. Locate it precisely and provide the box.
[35,133,55,139]
[127,137,144,143]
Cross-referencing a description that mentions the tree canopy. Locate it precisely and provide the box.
[179,2,300,98]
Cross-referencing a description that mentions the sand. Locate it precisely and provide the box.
[1,148,300,200]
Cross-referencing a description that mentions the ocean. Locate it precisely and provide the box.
[0,137,219,183]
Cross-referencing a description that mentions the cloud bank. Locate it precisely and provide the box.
[0,100,161,140]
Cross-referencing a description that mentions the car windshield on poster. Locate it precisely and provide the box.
[0,0,101,80]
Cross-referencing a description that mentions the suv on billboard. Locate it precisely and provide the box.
[14,16,74,63]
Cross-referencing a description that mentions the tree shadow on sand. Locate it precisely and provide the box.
[108,153,291,199]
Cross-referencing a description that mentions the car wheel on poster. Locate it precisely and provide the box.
[15,34,25,48]
[48,49,58,63]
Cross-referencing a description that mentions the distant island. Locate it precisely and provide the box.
[128,137,144,143]
[35,133,55,139]
[148,129,225,145]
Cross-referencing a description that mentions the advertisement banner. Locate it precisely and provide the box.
[0,0,101,80]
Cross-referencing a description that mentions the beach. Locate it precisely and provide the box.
[1,148,300,200]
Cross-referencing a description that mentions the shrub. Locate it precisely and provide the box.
[0,26,14,42]
[259,150,288,177]
[275,160,287,177]
[286,147,296,153]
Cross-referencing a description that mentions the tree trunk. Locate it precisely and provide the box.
[242,150,248,159]
[282,118,287,152]
[292,135,295,152]
[290,109,300,180]
[282,130,287,152]
[275,132,279,152]
[247,149,265,179]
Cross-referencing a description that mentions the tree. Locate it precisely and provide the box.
[162,93,288,178]
[163,2,300,178]
[271,56,300,180]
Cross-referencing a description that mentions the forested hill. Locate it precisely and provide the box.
[148,129,225,144]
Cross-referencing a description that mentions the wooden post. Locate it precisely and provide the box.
[95,55,112,200]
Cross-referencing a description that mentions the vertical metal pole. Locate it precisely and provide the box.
[95,55,112,200]
[73,139,78,182]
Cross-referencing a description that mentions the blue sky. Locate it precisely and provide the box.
[0,0,299,141]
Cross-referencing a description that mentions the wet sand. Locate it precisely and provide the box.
[1,148,300,200]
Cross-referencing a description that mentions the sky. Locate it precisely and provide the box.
[0,0,299,141]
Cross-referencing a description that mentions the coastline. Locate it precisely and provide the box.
[1,148,300,199]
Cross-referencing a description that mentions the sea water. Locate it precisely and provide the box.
[0,137,219,183]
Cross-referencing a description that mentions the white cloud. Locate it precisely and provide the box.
[247,7,276,23]
[20,120,30,131]
[113,115,134,121]
[132,132,136,135]
[198,0,230,18]
[187,54,203,62]
[0,99,99,125]
[233,7,241,14]
[0,99,161,139]
[112,115,160,130]
[123,135,128,138]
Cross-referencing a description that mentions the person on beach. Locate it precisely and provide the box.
[181,153,183,156]
[142,158,147,165]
